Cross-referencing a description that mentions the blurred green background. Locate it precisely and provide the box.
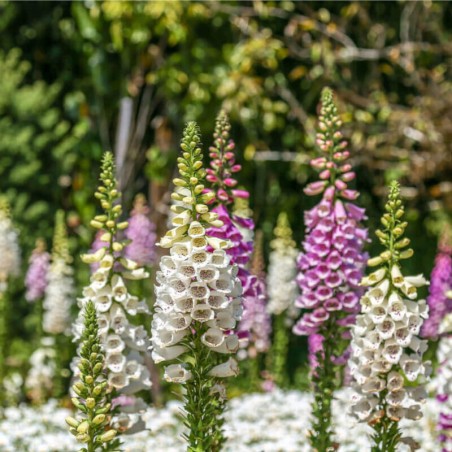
[0,0,451,384]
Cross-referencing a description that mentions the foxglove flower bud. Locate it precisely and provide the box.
[67,301,118,450]
[349,181,431,450]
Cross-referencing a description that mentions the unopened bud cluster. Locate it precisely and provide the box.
[205,111,248,204]
[160,122,223,249]
[349,182,431,425]
[305,87,358,202]
[67,301,118,449]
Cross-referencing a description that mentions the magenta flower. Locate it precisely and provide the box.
[25,240,50,302]
[125,194,157,267]
[422,234,452,338]
[205,112,248,206]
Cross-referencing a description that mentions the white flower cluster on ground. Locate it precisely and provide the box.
[0,389,441,452]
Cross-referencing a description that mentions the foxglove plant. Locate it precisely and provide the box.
[25,239,50,349]
[0,197,21,291]
[238,231,271,360]
[205,112,262,360]
[152,122,243,451]
[422,232,452,339]
[43,211,74,336]
[73,152,152,433]
[292,87,368,449]
[266,213,299,388]
[25,239,50,303]
[349,181,431,452]
[124,194,157,267]
[0,196,21,405]
[67,300,119,451]
[267,213,299,318]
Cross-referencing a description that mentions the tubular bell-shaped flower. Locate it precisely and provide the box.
[73,152,151,433]
[152,122,242,451]
[349,181,431,451]
[292,88,368,450]
[43,211,74,335]
[67,301,119,450]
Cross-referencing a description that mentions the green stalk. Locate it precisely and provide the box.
[309,316,341,451]
[270,314,289,388]
[370,402,402,452]
[183,323,224,452]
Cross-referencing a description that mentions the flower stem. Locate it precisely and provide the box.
[309,317,342,451]
[270,314,289,388]
[370,406,401,452]
[183,323,224,452]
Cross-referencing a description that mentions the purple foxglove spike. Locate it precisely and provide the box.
[25,240,50,302]
[293,88,368,373]
[124,194,157,267]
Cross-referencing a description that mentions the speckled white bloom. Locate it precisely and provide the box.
[43,257,74,335]
[349,267,430,422]
[74,253,151,393]
[152,220,243,381]
[0,201,21,292]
